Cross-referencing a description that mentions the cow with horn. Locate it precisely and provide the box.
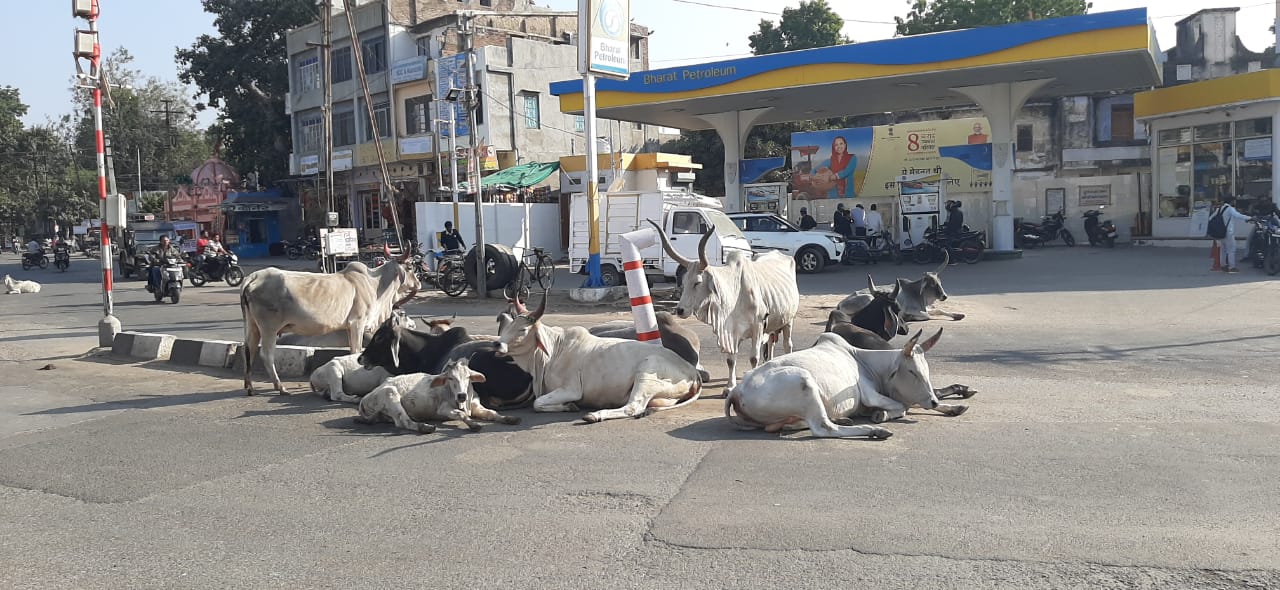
[649,220,800,390]
[836,250,964,323]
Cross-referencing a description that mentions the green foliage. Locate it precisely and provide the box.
[748,0,848,55]
[177,0,319,184]
[0,87,98,235]
[895,0,1091,36]
[137,192,168,214]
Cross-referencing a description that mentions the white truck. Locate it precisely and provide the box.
[569,190,753,286]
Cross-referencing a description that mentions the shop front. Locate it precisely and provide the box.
[1136,70,1280,240]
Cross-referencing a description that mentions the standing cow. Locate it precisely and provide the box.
[241,257,419,395]
[651,221,799,390]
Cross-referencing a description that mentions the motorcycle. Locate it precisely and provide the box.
[188,251,245,287]
[21,250,49,271]
[1246,215,1278,269]
[146,255,186,304]
[913,226,986,265]
[53,245,71,272]
[842,230,903,265]
[1082,207,1119,248]
[1017,209,1075,248]
[1254,215,1280,276]
[285,237,322,260]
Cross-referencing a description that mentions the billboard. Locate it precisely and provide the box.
[435,53,470,138]
[579,0,630,79]
[791,117,996,199]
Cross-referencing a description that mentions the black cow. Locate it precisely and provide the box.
[358,315,533,408]
[825,276,975,400]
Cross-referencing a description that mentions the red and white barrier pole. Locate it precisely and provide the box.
[618,227,661,343]
[84,0,120,344]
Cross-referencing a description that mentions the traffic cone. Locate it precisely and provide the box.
[1210,241,1222,271]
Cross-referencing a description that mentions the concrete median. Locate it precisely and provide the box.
[111,331,175,361]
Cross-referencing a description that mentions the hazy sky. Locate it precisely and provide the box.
[3,0,1276,130]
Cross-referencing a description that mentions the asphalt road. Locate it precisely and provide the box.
[1,246,1279,589]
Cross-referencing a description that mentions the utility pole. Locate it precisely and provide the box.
[321,0,335,273]
[460,11,487,298]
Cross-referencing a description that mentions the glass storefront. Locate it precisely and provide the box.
[1157,117,1273,218]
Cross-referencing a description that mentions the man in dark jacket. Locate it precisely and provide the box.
[798,207,817,231]
[832,203,853,239]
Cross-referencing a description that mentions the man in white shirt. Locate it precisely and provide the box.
[26,239,41,254]
[1214,195,1254,273]
[851,204,867,237]
[866,203,885,236]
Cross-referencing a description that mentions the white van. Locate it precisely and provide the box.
[569,190,752,286]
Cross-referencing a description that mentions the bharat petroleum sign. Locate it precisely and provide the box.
[579,0,629,79]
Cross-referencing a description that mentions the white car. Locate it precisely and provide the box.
[727,212,844,273]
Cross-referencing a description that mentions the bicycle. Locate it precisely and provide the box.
[503,247,555,301]
[426,249,469,297]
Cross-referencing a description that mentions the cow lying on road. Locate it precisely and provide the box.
[497,291,702,423]
[588,311,710,382]
[355,358,518,434]
[310,353,391,403]
[4,274,41,294]
[725,329,967,439]
[837,252,963,322]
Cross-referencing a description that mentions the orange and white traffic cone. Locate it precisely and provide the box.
[1210,241,1222,271]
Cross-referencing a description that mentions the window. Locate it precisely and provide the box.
[361,35,386,74]
[361,191,383,230]
[362,101,391,140]
[1095,96,1137,143]
[480,0,492,6]
[1235,118,1272,137]
[630,37,642,60]
[633,122,643,130]
[415,37,431,57]
[331,46,352,82]
[1157,145,1191,218]
[332,109,356,146]
[1156,118,1274,219]
[574,115,585,132]
[523,93,540,129]
[404,95,431,135]
[1016,124,1034,152]
[1176,64,1192,81]
[745,216,784,232]
[295,55,320,92]
[298,114,322,152]
[671,211,707,235]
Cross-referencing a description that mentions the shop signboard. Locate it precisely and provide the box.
[1045,187,1066,215]
[1078,184,1112,207]
[578,0,630,79]
[390,57,427,84]
[333,149,353,172]
[300,154,319,175]
[791,117,994,200]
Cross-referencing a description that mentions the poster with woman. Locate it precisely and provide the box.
[789,127,873,199]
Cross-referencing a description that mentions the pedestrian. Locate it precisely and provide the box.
[439,221,466,253]
[798,207,817,231]
[832,203,852,239]
[1208,195,1253,273]
[852,204,867,237]
[866,203,884,236]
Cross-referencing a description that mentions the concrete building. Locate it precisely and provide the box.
[285,0,672,240]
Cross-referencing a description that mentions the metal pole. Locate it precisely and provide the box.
[582,72,603,287]
[447,120,460,232]
[87,0,120,344]
[461,12,486,298]
[321,0,335,273]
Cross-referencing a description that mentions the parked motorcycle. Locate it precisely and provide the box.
[1252,215,1280,276]
[146,255,186,304]
[285,237,322,260]
[1082,207,1118,248]
[187,252,245,287]
[1017,209,1075,248]
[53,245,71,272]
[842,230,903,265]
[21,250,49,271]
[913,226,986,265]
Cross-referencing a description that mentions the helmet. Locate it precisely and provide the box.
[837,203,847,210]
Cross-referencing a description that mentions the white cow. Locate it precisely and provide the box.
[4,274,41,294]
[355,358,519,434]
[310,353,392,403]
[278,310,428,347]
[651,222,799,389]
[725,329,967,439]
[497,292,702,423]
[240,258,419,395]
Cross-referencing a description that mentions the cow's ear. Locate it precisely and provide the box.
[430,375,448,388]
[469,373,487,383]
[920,327,943,353]
[882,310,895,338]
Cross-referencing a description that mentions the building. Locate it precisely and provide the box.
[169,149,239,233]
[285,0,671,241]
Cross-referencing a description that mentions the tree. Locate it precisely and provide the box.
[0,87,98,235]
[177,0,317,184]
[748,0,848,54]
[895,0,1091,36]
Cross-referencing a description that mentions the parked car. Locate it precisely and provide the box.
[727,212,845,273]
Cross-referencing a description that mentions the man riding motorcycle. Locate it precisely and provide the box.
[146,235,184,294]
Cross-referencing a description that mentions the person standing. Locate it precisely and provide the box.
[851,204,868,237]
[866,203,885,236]
[832,203,853,239]
[798,207,817,231]
[1212,195,1253,273]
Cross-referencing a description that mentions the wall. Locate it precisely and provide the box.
[415,201,564,260]
[1021,174,1142,242]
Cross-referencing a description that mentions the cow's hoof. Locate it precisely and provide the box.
[581,412,603,423]
[869,428,893,440]
[833,417,857,426]
[417,423,437,434]
[245,388,255,397]
[564,403,581,412]
[871,410,891,424]
[467,423,484,432]
[634,408,656,419]
[946,405,969,417]
[951,313,966,321]
[956,386,978,399]
[698,370,712,383]
[500,416,522,425]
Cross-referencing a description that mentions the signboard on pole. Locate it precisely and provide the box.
[578,0,630,80]
[435,53,470,138]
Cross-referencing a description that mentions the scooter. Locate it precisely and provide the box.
[1082,207,1118,248]
[188,251,245,287]
[53,245,71,272]
[21,250,49,271]
[146,255,186,304]
[1017,210,1075,248]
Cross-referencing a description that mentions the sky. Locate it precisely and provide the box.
[2,0,1277,130]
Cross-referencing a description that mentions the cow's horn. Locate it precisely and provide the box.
[697,227,714,268]
[647,219,693,268]
[512,294,528,315]
[903,329,923,358]
[530,289,549,322]
[934,249,950,274]
[920,327,943,353]
[867,274,877,292]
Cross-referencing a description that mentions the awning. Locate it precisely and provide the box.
[481,162,560,189]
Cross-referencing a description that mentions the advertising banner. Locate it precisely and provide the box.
[791,117,996,200]
[435,53,470,138]
[579,0,630,79]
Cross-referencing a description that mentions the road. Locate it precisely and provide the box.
[1,246,1278,589]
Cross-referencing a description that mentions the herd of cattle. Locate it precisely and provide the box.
[238,226,976,439]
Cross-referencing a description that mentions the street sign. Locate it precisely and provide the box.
[579,0,630,80]
[321,228,358,256]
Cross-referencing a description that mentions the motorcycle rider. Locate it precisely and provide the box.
[201,233,228,276]
[439,221,465,254]
[146,235,184,293]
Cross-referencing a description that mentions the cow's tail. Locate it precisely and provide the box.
[240,279,254,393]
[723,387,762,431]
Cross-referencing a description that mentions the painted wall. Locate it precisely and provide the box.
[415,201,564,261]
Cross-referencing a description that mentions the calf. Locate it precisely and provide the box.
[309,353,390,403]
[588,311,710,382]
[354,358,519,434]
[4,274,41,294]
[836,253,963,322]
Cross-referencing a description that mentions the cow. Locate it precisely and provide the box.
[651,221,800,390]
[4,274,41,294]
[826,276,976,401]
[240,257,419,395]
[496,291,702,423]
[725,329,967,439]
[354,358,519,434]
[836,251,964,322]
[358,315,533,409]
[310,353,391,403]
[278,310,443,346]
[588,311,711,383]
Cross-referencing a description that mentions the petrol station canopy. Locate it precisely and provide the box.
[550,8,1161,129]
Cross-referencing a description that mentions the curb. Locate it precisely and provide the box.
[110,332,347,379]
[111,331,175,361]
[169,338,241,369]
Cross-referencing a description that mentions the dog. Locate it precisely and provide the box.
[4,274,41,294]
